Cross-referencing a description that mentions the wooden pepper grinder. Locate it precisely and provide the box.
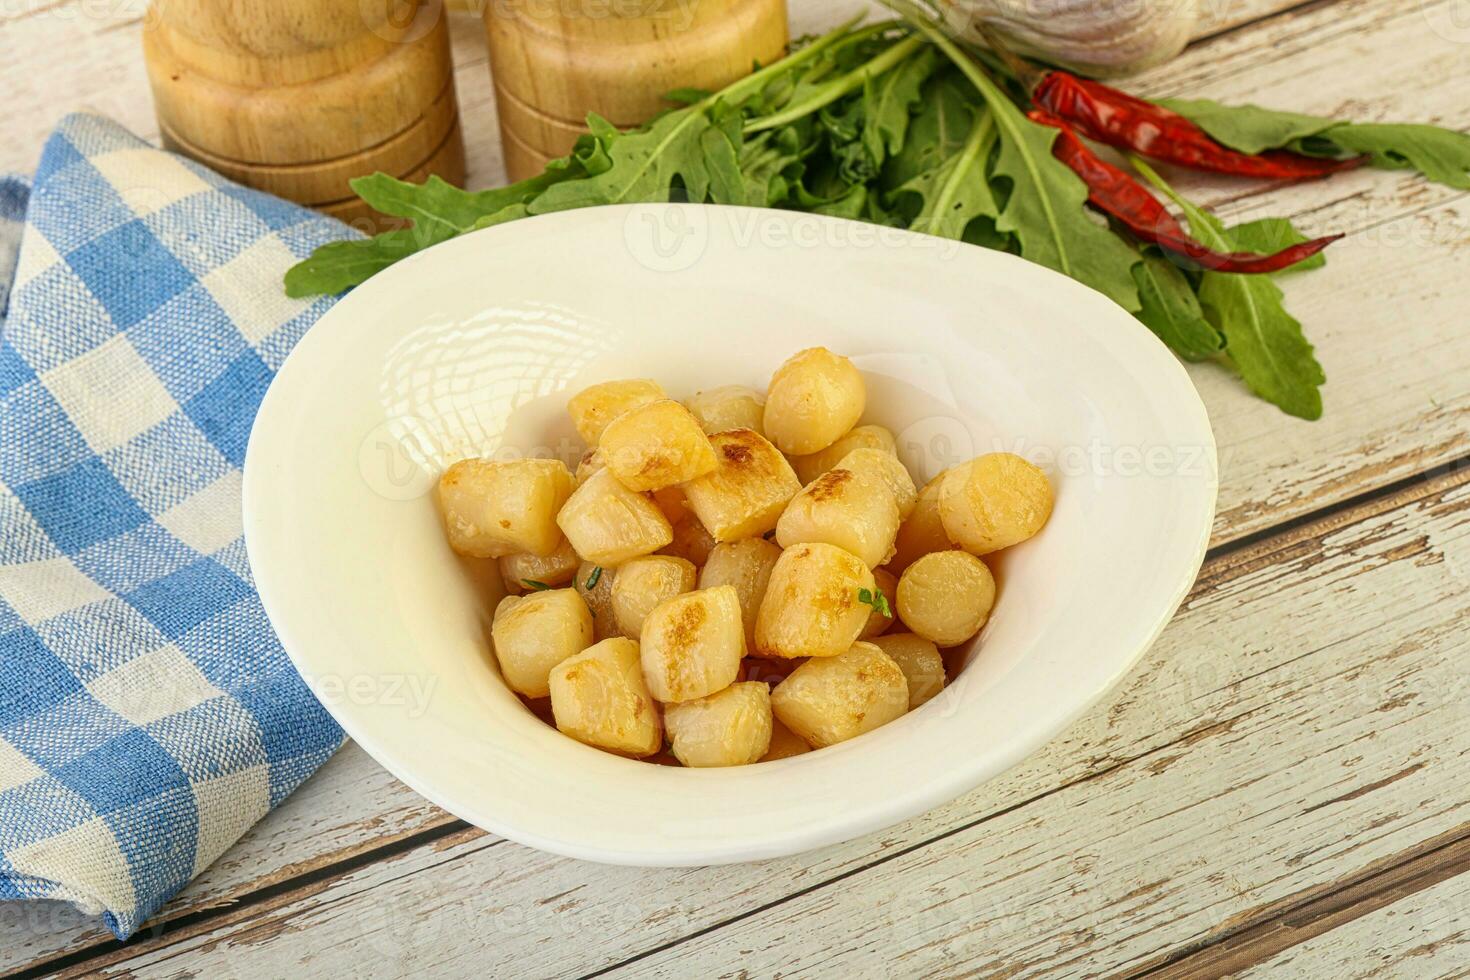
[143,0,466,230]
[483,0,788,180]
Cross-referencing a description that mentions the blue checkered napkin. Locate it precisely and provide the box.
[0,114,352,938]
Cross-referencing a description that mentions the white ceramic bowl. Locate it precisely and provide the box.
[243,204,1217,866]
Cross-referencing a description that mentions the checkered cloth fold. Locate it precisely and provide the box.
[0,114,352,938]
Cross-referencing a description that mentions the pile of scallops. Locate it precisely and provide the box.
[438,348,1053,767]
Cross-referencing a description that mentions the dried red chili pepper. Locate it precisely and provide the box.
[1033,72,1363,181]
[1030,110,1343,273]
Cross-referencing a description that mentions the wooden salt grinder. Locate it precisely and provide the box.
[483,0,789,180]
[143,0,466,229]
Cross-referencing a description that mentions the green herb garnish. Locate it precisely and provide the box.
[521,579,553,591]
[857,587,892,617]
[583,566,604,590]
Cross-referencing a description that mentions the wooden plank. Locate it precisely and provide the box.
[0,743,456,970]
[1136,824,1470,977]
[23,458,1468,979]
[1226,871,1470,979]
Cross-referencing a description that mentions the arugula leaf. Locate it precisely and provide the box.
[1156,98,1335,154]
[738,125,808,206]
[528,106,717,213]
[1132,253,1223,361]
[733,15,885,118]
[862,45,941,166]
[962,216,1013,252]
[521,25,885,219]
[1226,217,1327,273]
[750,70,797,116]
[283,229,424,299]
[749,33,922,134]
[1135,158,1325,419]
[892,14,1139,308]
[812,184,869,218]
[820,84,865,143]
[283,165,584,297]
[1159,99,1470,189]
[863,191,906,227]
[959,59,1140,310]
[564,130,614,178]
[355,170,575,241]
[897,108,998,240]
[795,155,858,209]
[882,70,977,191]
[664,87,713,106]
[469,203,529,232]
[702,101,748,205]
[1320,123,1470,189]
[820,95,879,186]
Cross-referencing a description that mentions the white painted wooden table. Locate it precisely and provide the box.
[2,0,1469,976]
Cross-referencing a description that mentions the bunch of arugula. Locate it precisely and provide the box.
[282,13,1468,420]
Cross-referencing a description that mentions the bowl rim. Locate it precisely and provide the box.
[243,203,1218,865]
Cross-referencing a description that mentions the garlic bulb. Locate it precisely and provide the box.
[939,0,1199,76]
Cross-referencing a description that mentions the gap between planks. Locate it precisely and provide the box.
[1126,820,1470,978]
[17,453,1470,980]
[1185,0,1339,47]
